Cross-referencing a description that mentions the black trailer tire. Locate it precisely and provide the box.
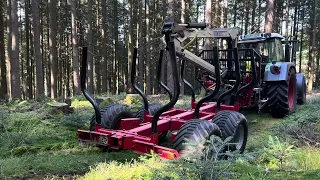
[135,104,162,122]
[211,110,248,153]
[267,67,297,118]
[89,104,134,131]
[173,119,221,157]
[296,73,307,105]
[135,104,168,141]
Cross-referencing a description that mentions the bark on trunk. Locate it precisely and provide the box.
[87,0,94,94]
[10,0,21,100]
[101,0,108,93]
[6,0,12,100]
[166,0,174,92]
[26,0,31,99]
[127,0,133,93]
[71,0,80,95]
[49,0,58,98]
[308,0,316,94]
[0,0,8,99]
[265,0,274,33]
[145,0,151,95]
[32,0,44,97]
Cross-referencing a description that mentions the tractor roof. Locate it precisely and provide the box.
[238,33,284,43]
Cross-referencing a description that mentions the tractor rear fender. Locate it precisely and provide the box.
[263,62,296,81]
[296,73,306,86]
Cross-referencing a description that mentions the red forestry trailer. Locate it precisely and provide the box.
[77,22,253,159]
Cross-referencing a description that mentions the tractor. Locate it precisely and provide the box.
[76,22,252,159]
[199,32,307,118]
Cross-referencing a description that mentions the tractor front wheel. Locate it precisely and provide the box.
[89,104,134,131]
[267,68,297,118]
[211,110,248,153]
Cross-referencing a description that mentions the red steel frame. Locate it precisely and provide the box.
[77,100,239,160]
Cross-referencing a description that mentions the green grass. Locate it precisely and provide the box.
[1,94,320,179]
[0,98,139,179]
[0,149,139,179]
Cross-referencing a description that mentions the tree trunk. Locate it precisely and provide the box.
[49,0,58,98]
[138,0,144,92]
[233,0,237,26]
[6,0,12,100]
[244,2,249,34]
[166,0,174,92]
[214,0,219,27]
[101,0,108,93]
[71,0,80,96]
[221,0,227,28]
[180,0,186,95]
[293,1,298,40]
[299,8,304,73]
[32,0,44,98]
[251,0,256,33]
[265,0,274,33]
[0,0,7,99]
[113,0,119,94]
[204,0,211,50]
[10,0,21,100]
[258,0,261,32]
[145,0,151,95]
[95,0,101,93]
[308,0,316,94]
[127,0,133,93]
[87,0,94,94]
[26,0,32,99]
[285,0,289,37]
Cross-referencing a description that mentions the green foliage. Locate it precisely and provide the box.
[82,153,165,180]
[1,95,320,179]
[60,110,92,130]
[82,136,246,180]
[258,136,295,170]
[0,150,139,179]
[277,101,320,147]
[0,117,39,150]
[98,98,114,108]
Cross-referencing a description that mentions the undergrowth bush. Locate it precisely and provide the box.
[278,101,320,147]
[60,110,92,130]
[257,136,294,170]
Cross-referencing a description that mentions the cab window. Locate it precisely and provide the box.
[265,38,284,62]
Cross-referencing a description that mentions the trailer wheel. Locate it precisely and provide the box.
[89,104,134,131]
[135,104,162,122]
[135,104,168,141]
[173,119,221,157]
[267,67,297,118]
[211,110,248,153]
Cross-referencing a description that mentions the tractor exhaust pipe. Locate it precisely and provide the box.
[131,48,149,112]
[156,50,173,100]
[81,47,101,125]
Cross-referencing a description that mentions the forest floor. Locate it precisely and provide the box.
[0,94,320,179]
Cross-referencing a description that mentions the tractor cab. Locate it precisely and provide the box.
[238,33,286,64]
